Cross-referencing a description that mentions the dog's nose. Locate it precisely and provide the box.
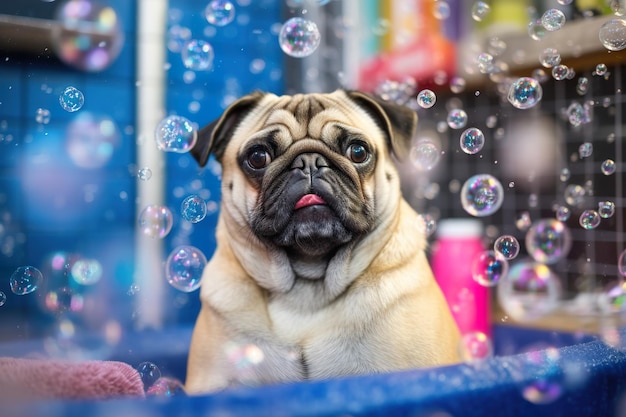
[290,153,329,176]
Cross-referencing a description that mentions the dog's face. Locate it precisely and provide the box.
[190,90,417,260]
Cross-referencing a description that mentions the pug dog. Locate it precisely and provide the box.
[185,90,461,395]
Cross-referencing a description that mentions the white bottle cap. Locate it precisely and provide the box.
[436,218,483,239]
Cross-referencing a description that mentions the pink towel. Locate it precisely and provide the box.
[0,357,145,402]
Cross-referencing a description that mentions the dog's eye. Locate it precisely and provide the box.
[246,147,271,170]
[347,143,369,164]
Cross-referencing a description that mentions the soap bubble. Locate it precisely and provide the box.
[165,246,207,292]
[181,195,207,223]
[410,139,440,171]
[576,77,589,95]
[472,250,509,287]
[36,108,51,124]
[10,266,43,295]
[433,1,451,20]
[204,0,235,26]
[65,113,120,169]
[136,362,161,391]
[138,167,152,181]
[459,332,492,362]
[471,2,491,22]
[147,377,186,397]
[555,206,571,221]
[559,168,571,182]
[52,0,124,72]
[497,261,562,321]
[460,127,485,154]
[0,292,5,307]
[516,211,532,232]
[541,9,566,31]
[508,77,542,109]
[155,115,197,153]
[522,379,563,405]
[420,214,437,237]
[138,205,173,239]
[449,77,466,94]
[579,210,601,230]
[447,108,468,129]
[526,219,572,264]
[552,65,569,80]
[528,19,547,40]
[460,174,504,217]
[564,184,586,206]
[619,249,626,277]
[601,159,616,175]
[595,63,608,76]
[59,86,85,112]
[181,40,214,71]
[416,89,436,108]
[44,286,84,314]
[599,19,626,51]
[539,48,561,68]
[477,52,495,74]
[568,102,585,127]
[598,201,615,219]
[167,25,192,53]
[278,17,321,58]
[494,235,520,260]
[71,258,103,285]
[578,142,593,158]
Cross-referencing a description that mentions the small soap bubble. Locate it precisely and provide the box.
[167,25,192,53]
[472,250,509,287]
[460,127,485,154]
[181,195,207,223]
[165,246,207,292]
[410,139,440,171]
[539,48,561,68]
[136,362,161,391]
[460,174,504,217]
[576,77,589,95]
[279,17,321,58]
[578,142,593,158]
[420,214,437,237]
[10,266,43,295]
[508,77,542,109]
[433,1,451,20]
[416,89,436,108]
[601,159,616,175]
[181,40,214,71]
[579,210,601,230]
[138,167,152,181]
[486,115,498,128]
[528,19,547,40]
[552,64,569,80]
[494,235,520,260]
[516,211,532,232]
[595,63,608,76]
[477,52,495,74]
[450,77,466,94]
[522,379,563,405]
[598,201,615,218]
[59,86,85,112]
[497,261,562,321]
[35,108,51,124]
[204,0,235,26]
[459,332,492,362]
[559,168,571,182]
[471,1,491,22]
[146,377,186,397]
[138,205,174,239]
[541,9,566,31]
[71,258,103,285]
[526,219,572,264]
[155,115,197,153]
[447,108,468,129]
[564,184,586,206]
[127,284,140,296]
[555,206,571,221]
[0,291,5,307]
[599,19,626,51]
[619,249,626,277]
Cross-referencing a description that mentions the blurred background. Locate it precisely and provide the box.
[0,0,624,356]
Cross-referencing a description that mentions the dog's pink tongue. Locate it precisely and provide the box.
[295,194,326,210]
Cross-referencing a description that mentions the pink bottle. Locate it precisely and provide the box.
[430,218,490,337]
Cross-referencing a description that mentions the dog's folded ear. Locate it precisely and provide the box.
[191,91,265,166]
[346,90,417,160]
